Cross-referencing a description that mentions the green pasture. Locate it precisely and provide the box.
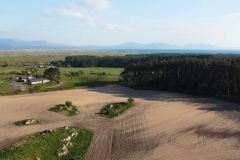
[0,127,93,160]
[0,67,23,73]
[55,67,123,89]
[0,50,134,67]
[0,53,66,66]
[0,74,19,94]
[0,66,123,94]
[0,51,125,94]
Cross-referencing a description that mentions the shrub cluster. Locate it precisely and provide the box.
[49,101,78,116]
[103,97,135,118]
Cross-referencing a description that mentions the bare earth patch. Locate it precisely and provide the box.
[0,85,240,159]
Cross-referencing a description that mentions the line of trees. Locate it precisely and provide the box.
[51,55,149,68]
[51,53,240,97]
[121,54,240,97]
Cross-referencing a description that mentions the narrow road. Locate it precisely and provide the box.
[46,81,63,89]
[19,83,26,91]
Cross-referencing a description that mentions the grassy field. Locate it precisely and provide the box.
[0,51,125,95]
[0,51,68,66]
[0,67,123,94]
[0,67,28,94]
[0,127,93,160]
[0,50,135,67]
[31,67,123,90]
[0,81,19,93]
[0,67,24,73]
[57,67,123,89]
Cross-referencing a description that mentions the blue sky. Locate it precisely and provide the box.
[1,0,240,47]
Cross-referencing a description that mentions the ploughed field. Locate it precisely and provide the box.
[0,86,240,159]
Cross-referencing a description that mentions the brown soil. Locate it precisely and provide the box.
[0,85,240,159]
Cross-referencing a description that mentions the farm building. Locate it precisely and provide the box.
[28,78,50,85]
[15,77,27,82]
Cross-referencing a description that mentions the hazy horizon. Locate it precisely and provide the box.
[1,0,240,48]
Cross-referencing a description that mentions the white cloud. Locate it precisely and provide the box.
[85,0,110,10]
[44,4,84,19]
[105,23,132,31]
[45,8,84,19]
[44,3,94,24]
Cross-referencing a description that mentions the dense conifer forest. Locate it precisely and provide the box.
[52,54,240,98]
[51,55,148,68]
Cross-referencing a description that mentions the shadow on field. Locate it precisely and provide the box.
[198,104,240,112]
[183,125,240,141]
[86,85,240,117]
[74,81,113,87]
[194,126,240,140]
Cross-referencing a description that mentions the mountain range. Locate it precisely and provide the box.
[0,38,237,50]
[0,38,71,50]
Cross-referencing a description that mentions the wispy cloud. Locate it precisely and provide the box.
[44,4,85,19]
[85,0,110,10]
[104,23,133,31]
[44,3,94,24]
[43,1,110,24]
[45,8,83,19]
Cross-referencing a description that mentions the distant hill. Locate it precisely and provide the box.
[77,42,223,50]
[0,38,73,50]
[182,43,221,49]
[0,38,237,50]
[112,42,180,49]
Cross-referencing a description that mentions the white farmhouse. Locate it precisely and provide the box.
[28,78,50,85]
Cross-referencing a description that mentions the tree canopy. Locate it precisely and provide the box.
[43,67,61,81]
[51,53,240,100]
[51,55,148,68]
[27,66,38,76]
[121,54,240,98]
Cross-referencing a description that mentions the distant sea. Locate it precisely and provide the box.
[95,49,240,54]
[1,48,240,54]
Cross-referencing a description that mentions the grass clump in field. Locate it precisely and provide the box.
[14,119,40,126]
[102,97,135,118]
[0,127,93,160]
[49,101,78,116]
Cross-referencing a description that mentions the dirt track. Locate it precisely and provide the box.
[0,86,240,159]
